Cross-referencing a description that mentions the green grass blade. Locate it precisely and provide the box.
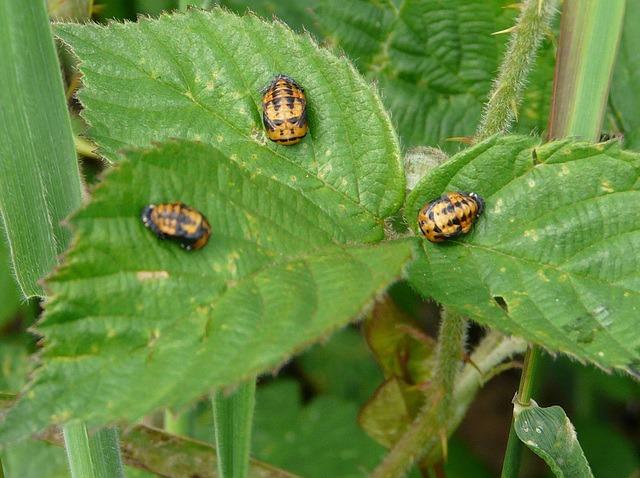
[213,380,256,478]
[63,424,125,478]
[0,0,83,298]
[549,0,626,142]
[63,424,96,478]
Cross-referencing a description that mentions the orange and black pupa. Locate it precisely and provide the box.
[261,74,308,145]
[417,192,484,243]
[141,202,211,251]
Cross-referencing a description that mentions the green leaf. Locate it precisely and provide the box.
[357,376,424,449]
[0,141,414,444]
[406,135,640,377]
[0,0,83,297]
[364,296,435,383]
[252,380,386,478]
[514,403,594,478]
[610,0,640,150]
[53,7,404,242]
[217,0,321,37]
[1,440,70,478]
[297,327,383,404]
[314,0,555,151]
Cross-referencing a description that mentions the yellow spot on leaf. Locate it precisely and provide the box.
[557,165,570,177]
[528,179,536,187]
[600,179,614,193]
[137,271,169,281]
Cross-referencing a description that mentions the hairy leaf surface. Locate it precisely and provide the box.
[407,135,640,376]
[0,141,414,443]
[54,7,404,242]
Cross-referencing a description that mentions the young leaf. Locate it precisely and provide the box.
[54,7,404,242]
[406,135,640,377]
[358,376,424,449]
[0,141,414,444]
[514,402,594,478]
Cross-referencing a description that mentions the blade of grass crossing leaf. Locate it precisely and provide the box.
[0,0,83,298]
[0,1,124,475]
[63,424,125,478]
[548,0,626,142]
[213,380,256,478]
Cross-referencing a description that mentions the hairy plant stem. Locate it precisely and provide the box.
[476,0,560,140]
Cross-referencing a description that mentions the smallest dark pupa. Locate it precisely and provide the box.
[141,201,212,251]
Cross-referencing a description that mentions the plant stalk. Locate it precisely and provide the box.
[369,310,467,478]
[213,379,257,478]
[500,344,542,478]
[477,0,560,140]
[548,0,626,141]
